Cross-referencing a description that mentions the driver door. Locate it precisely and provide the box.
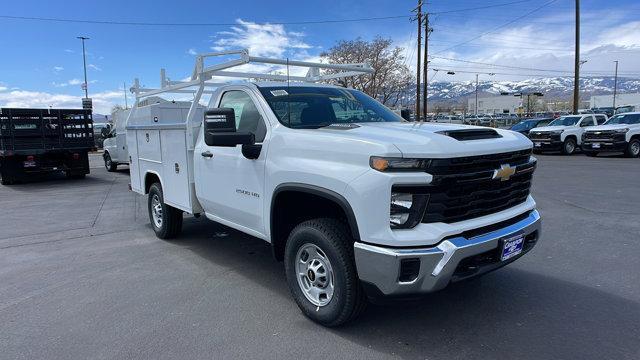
[194,89,269,238]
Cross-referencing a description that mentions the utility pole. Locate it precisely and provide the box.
[77,36,90,99]
[123,82,128,109]
[415,0,422,122]
[423,12,431,120]
[613,60,619,109]
[475,74,479,115]
[572,0,580,114]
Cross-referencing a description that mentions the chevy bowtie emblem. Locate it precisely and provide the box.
[493,164,516,181]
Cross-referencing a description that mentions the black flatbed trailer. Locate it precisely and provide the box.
[0,108,94,184]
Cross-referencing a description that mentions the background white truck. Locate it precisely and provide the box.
[125,50,541,326]
[102,107,131,171]
[582,112,640,157]
[528,114,607,154]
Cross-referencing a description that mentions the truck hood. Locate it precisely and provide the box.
[584,124,636,131]
[531,125,572,132]
[317,122,531,158]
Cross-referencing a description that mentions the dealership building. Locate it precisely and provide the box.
[589,93,640,108]
[468,96,523,115]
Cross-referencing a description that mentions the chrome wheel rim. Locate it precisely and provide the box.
[295,243,335,307]
[151,194,163,228]
[105,156,111,169]
[566,141,575,153]
[631,142,640,156]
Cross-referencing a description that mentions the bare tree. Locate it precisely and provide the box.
[320,37,414,107]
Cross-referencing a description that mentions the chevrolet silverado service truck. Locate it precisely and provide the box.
[126,50,541,326]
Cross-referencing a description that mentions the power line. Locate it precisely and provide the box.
[433,0,560,55]
[0,1,549,27]
[430,0,531,15]
[0,14,410,26]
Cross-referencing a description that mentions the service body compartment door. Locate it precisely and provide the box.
[160,129,192,212]
[127,129,142,192]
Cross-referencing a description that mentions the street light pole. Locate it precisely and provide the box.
[613,60,619,109]
[572,0,580,114]
[77,36,90,99]
[475,74,479,115]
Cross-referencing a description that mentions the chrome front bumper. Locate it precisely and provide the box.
[354,210,541,296]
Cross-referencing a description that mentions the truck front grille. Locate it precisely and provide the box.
[529,132,560,141]
[583,131,625,142]
[420,149,535,224]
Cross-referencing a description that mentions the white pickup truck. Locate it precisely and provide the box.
[582,112,640,157]
[529,114,607,155]
[126,51,541,326]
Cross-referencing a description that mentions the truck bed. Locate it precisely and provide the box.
[0,108,94,154]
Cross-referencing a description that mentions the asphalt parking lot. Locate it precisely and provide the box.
[1,153,638,360]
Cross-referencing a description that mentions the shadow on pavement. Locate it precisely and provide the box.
[173,217,640,360]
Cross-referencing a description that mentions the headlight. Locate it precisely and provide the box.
[550,130,564,135]
[370,157,430,172]
[614,128,629,133]
[390,191,429,229]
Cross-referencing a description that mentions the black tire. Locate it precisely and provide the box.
[1,174,14,185]
[562,137,577,155]
[104,153,117,172]
[624,139,640,158]
[284,218,367,327]
[147,182,183,239]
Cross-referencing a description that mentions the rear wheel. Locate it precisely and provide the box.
[284,218,367,327]
[624,139,640,158]
[104,153,117,172]
[562,138,577,155]
[148,182,183,239]
[1,173,15,185]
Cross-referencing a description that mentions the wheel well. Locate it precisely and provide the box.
[270,187,359,261]
[144,172,160,194]
[631,134,640,142]
[103,150,109,158]
[565,134,577,142]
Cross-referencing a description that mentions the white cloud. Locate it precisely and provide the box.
[64,49,74,53]
[421,13,640,82]
[88,64,102,71]
[212,19,311,58]
[52,78,84,87]
[187,48,198,56]
[0,88,124,114]
[53,66,64,73]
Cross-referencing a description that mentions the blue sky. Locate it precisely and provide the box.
[1,0,639,113]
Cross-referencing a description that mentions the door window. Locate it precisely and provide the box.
[596,115,607,125]
[218,91,266,142]
[580,117,595,127]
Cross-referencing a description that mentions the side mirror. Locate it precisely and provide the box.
[204,108,255,147]
[101,127,110,138]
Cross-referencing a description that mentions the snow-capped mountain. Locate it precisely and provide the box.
[425,76,640,103]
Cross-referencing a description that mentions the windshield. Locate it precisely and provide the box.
[511,120,536,131]
[257,86,403,129]
[605,114,640,125]
[615,106,636,114]
[548,116,581,126]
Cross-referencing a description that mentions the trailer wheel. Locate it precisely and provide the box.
[1,174,15,185]
[104,153,117,172]
[284,218,367,327]
[148,182,183,239]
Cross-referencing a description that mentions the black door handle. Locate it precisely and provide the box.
[201,151,213,158]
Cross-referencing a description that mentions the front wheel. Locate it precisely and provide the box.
[104,153,117,172]
[624,139,640,158]
[148,182,183,239]
[562,138,577,155]
[284,218,367,327]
